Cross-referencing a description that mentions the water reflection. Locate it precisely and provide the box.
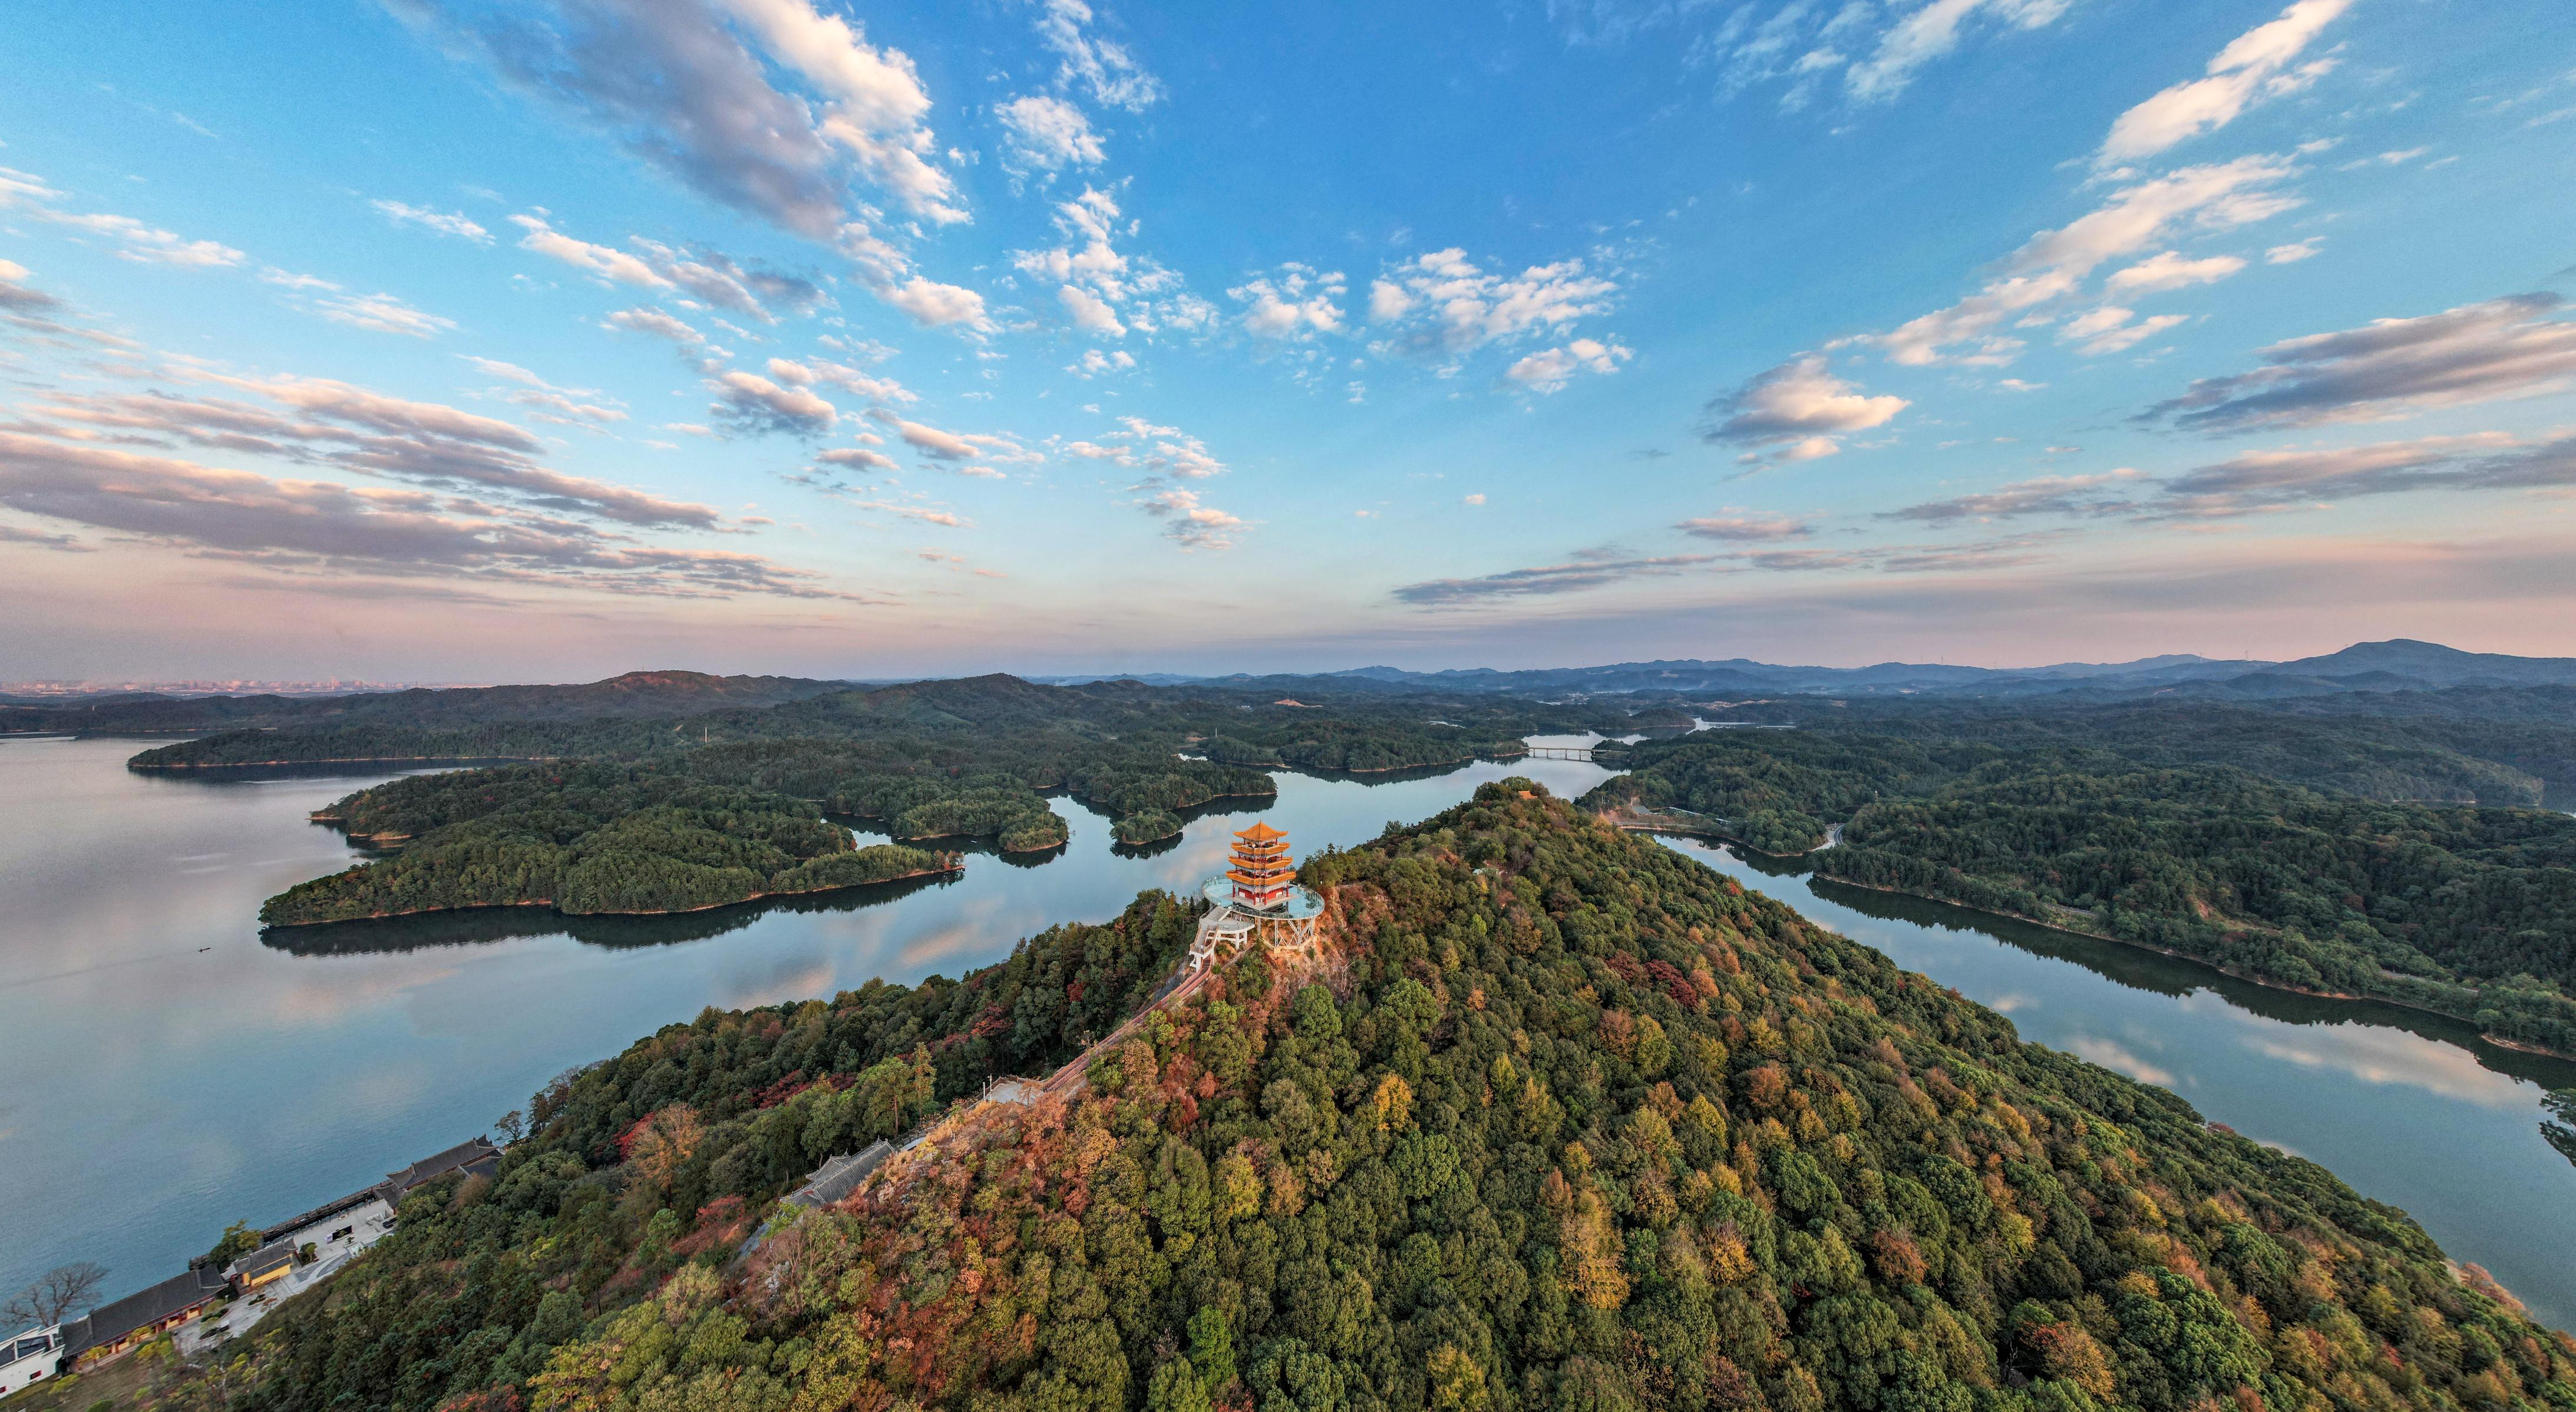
[1655,834,2576,1330]
[265,870,969,955]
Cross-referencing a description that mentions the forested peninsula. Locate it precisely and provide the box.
[156,676,1581,927]
[115,782,2573,1412]
[263,768,962,925]
[1584,732,2576,1056]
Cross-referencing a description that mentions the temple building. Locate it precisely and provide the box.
[1226,821,1296,910]
[1195,821,1324,968]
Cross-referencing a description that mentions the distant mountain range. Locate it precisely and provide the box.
[10,644,2575,736]
[1037,639,2576,700]
[0,670,852,733]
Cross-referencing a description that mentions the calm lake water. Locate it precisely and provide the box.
[2,733,2571,1331]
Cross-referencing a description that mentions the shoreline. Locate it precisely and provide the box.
[259,862,964,930]
[1791,871,2576,1066]
[134,754,552,770]
[1608,806,2576,1066]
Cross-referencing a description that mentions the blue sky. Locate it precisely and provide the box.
[2,0,2572,681]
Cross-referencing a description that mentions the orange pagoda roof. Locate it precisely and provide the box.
[1234,821,1286,842]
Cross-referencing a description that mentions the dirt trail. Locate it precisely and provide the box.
[1036,962,1215,1096]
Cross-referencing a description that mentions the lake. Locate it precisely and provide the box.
[2,733,2571,1332]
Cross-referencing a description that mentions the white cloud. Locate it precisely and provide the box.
[1033,0,1164,112]
[317,292,458,339]
[821,217,991,330]
[721,0,967,224]
[0,433,835,598]
[259,272,352,302]
[605,306,706,347]
[372,199,491,243]
[1367,247,1618,361]
[880,275,990,329]
[815,446,898,471]
[1883,468,2145,523]
[1068,348,1137,377]
[47,209,244,268]
[2106,250,2247,294]
[1868,156,2297,366]
[2144,293,2576,431]
[1059,415,1224,477]
[1392,550,1719,606]
[1061,283,1127,336]
[0,166,62,206]
[2064,307,2133,339]
[871,411,1039,464]
[404,0,965,233]
[1132,482,1241,549]
[1676,511,1811,541]
[2099,0,2349,163]
[1703,353,1907,455]
[767,356,913,403]
[1503,338,1632,393]
[0,258,61,316]
[1009,187,1200,339]
[2267,238,2323,263]
[47,370,711,528]
[709,369,837,435]
[2075,312,2188,356]
[513,219,811,322]
[629,239,790,320]
[1847,0,2075,104]
[1692,0,2075,109]
[998,94,1105,170]
[1232,264,1346,340]
[511,214,669,288]
[465,359,627,427]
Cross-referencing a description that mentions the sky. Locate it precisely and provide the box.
[1,0,2572,682]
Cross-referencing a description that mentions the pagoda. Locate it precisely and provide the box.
[1226,821,1296,911]
[1193,818,1325,970]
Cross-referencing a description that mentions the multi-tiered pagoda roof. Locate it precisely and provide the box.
[1226,821,1295,910]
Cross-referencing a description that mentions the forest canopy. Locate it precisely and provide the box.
[1587,735,2576,1053]
[151,781,2573,1412]
[262,766,959,925]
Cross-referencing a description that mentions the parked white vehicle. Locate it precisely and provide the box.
[0,1324,61,1397]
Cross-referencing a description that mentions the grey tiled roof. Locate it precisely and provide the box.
[385,1136,501,1193]
[61,1266,229,1357]
[229,1240,298,1280]
[784,1140,893,1209]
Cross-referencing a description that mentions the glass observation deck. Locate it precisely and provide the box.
[1202,875,1325,918]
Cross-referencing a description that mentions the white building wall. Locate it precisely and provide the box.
[279,1196,394,1259]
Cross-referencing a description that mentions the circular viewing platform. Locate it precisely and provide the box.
[1201,877,1325,919]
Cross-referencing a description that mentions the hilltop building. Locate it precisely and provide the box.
[57,1267,230,1368]
[385,1136,501,1194]
[45,1132,495,1373]
[1193,821,1324,969]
